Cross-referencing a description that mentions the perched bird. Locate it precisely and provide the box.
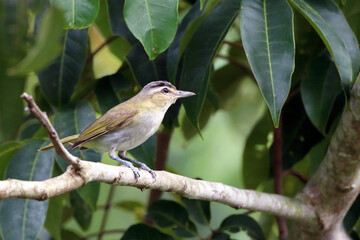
[39,81,195,179]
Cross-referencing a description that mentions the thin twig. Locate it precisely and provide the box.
[20,93,81,169]
[283,169,308,184]
[216,54,256,81]
[98,184,117,240]
[223,40,243,49]
[272,118,288,239]
[86,36,119,64]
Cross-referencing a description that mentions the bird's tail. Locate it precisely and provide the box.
[38,134,80,151]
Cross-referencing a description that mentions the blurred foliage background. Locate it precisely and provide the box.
[0,0,359,239]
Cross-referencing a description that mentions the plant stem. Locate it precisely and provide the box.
[97,181,117,240]
[272,117,288,239]
[215,54,256,81]
[147,130,172,205]
[81,229,126,240]
[223,40,243,48]
[86,36,119,64]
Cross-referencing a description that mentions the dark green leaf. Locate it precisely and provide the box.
[350,231,360,240]
[289,0,359,94]
[17,119,41,140]
[180,0,239,132]
[95,72,133,114]
[44,163,64,240]
[61,229,82,240]
[344,194,360,231]
[121,223,173,240]
[241,0,295,127]
[53,102,101,210]
[281,94,324,170]
[167,1,203,83]
[242,112,272,189]
[115,201,145,220]
[108,0,137,44]
[38,28,88,107]
[211,232,231,240]
[219,214,265,240]
[0,141,24,180]
[124,0,178,60]
[69,191,92,231]
[7,7,65,75]
[301,51,343,134]
[51,0,99,29]
[129,134,156,169]
[0,140,54,240]
[147,200,198,237]
[181,197,210,225]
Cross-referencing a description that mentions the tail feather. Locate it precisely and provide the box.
[38,134,80,151]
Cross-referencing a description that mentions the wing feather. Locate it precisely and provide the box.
[69,106,138,150]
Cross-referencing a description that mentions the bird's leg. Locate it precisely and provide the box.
[109,148,140,179]
[118,151,157,179]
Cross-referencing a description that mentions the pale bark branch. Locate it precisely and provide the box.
[0,93,318,231]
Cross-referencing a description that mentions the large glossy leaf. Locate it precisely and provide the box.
[108,0,137,44]
[166,1,203,83]
[181,197,210,225]
[123,0,178,60]
[122,223,173,240]
[69,190,92,230]
[180,0,239,131]
[289,0,359,94]
[301,51,343,134]
[51,0,99,29]
[219,214,265,240]
[147,200,198,237]
[241,0,295,127]
[37,28,88,107]
[7,7,64,76]
[0,141,24,180]
[0,140,54,240]
[281,94,324,170]
[242,112,273,189]
[53,102,101,210]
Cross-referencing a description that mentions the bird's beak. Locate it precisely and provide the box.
[175,90,196,98]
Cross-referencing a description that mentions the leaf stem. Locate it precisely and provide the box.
[97,183,117,240]
[86,36,119,64]
[272,117,288,239]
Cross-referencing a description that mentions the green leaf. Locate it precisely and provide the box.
[108,0,137,44]
[121,223,174,240]
[167,1,203,83]
[211,232,231,240]
[219,214,265,240]
[7,7,65,75]
[37,28,88,107]
[51,0,99,29]
[17,119,41,140]
[95,73,133,114]
[69,191,93,231]
[0,141,24,180]
[344,195,360,231]
[123,0,179,60]
[180,0,239,132]
[241,0,295,127]
[0,140,54,240]
[181,197,210,225]
[301,51,343,134]
[115,200,145,221]
[147,200,198,237]
[53,102,101,210]
[242,112,272,189]
[289,0,359,94]
[281,94,324,170]
[129,134,156,169]
[177,0,222,59]
[61,229,82,240]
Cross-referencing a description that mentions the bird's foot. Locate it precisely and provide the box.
[137,163,157,179]
[120,162,140,179]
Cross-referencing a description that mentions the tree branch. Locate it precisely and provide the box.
[0,93,318,231]
[290,80,360,239]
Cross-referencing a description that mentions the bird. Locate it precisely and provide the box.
[39,81,195,179]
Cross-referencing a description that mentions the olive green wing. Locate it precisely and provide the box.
[69,107,138,150]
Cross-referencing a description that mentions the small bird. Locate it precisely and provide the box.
[39,81,195,179]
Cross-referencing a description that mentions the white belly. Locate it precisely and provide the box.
[84,109,164,153]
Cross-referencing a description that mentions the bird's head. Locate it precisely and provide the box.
[138,81,195,110]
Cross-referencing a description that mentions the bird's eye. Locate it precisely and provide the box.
[161,88,169,93]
